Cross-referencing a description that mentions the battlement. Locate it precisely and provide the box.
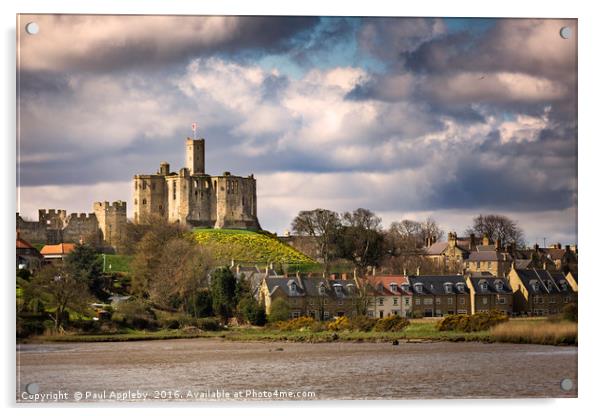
[38,208,67,218]
[93,200,127,212]
[67,212,97,220]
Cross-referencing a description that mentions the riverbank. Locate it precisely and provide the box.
[21,319,577,346]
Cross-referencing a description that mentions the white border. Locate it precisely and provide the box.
[3,0,601,414]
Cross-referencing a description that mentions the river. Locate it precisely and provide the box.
[16,339,577,402]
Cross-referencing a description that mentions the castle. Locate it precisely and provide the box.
[133,137,260,229]
[16,201,127,249]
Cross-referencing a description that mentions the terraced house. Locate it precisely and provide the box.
[465,272,513,315]
[407,275,471,317]
[259,275,360,320]
[365,275,412,318]
[508,265,578,316]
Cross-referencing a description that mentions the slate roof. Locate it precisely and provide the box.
[264,275,305,297]
[425,241,448,255]
[469,276,513,295]
[467,250,512,262]
[514,259,533,269]
[513,268,574,295]
[407,275,468,296]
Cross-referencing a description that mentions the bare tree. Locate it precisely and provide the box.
[291,209,341,273]
[149,238,214,312]
[337,208,385,276]
[466,214,525,247]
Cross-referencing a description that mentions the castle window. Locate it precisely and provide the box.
[173,182,176,200]
[135,181,138,190]
[142,199,147,205]
[142,181,147,190]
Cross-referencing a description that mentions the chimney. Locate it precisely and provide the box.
[416,266,421,276]
[469,233,476,251]
[565,245,570,252]
[482,233,490,246]
[534,244,539,252]
[495,238,501,251]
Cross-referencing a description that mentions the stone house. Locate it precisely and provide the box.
[407,275,471,317]
[465,272,513,315]
[258,275,360,320]
[507,265,577,316]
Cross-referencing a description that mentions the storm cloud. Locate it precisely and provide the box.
[17,15,578,244]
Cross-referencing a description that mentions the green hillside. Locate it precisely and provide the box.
[191,228,317,266]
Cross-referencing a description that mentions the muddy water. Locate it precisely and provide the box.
[16,339,577,402]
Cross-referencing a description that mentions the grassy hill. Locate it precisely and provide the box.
[191,228,317,267]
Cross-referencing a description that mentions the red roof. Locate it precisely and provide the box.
[16,237,36,250]
[40,243,76,256]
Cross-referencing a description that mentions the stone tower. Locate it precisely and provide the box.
[133,136,260,230]
[93,200,127,248]
[186,138,205,175]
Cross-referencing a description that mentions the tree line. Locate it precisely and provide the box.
[291,208,525,276]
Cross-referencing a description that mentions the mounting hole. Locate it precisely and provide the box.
[25,22,39,35]
[560,378,574,391]
[559,26,571,39]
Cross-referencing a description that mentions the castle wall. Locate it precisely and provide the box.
[16,213,47,244]
[63,213,100,244]
[94,201,127,247]
[133,174,167,223]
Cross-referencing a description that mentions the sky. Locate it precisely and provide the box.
[16,15,578,246]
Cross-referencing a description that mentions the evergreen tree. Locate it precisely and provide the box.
[210,267,237,323]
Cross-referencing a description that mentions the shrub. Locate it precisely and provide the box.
[112,298,157,330]
[274,316,316,331]
[562,303,578,322]
[196,317,222,331]
[327,316,351,331]
[267,298,290,323]
[16,319,45,338]
[238,297,267,326]
[350,316,377,331]
[437,310,508,332]
[374,315,410,332]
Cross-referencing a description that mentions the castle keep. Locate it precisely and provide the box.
[16,201,126,249]
[133,138,260,229]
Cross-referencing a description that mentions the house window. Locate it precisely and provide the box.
[498,297,506,304]
[404,298,410,306]
[459,298,465,305]
[308,299,314,306]
[291,311,300,319]
[415,298,421,306]
[477,261,481,269]
[436,298,441,305]
[378,298,384,306]
[444,284,453,294]
[324,311,330,319]
[482,298,488,305]
[447,298,453,305]
[393,298,399,306]
[564,296,570,304]
[480,282,488,291]
[367,311,374,318]
[337,300,343,306]
[549,297,556,304]
[424,298,433,306]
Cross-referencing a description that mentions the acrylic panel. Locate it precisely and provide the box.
[16,15,578,402]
